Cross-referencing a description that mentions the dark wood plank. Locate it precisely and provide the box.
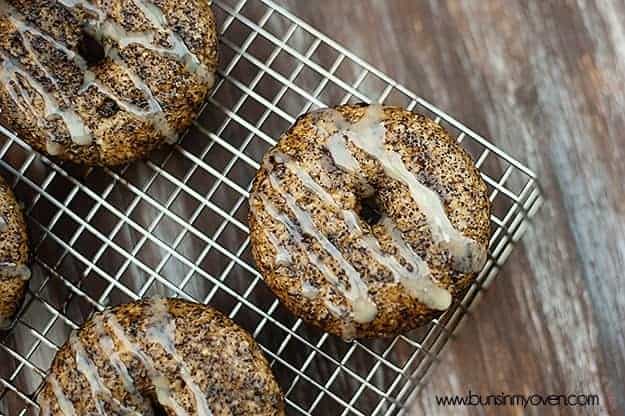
[277,1,625,415]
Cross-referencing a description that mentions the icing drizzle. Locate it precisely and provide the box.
[107,313,191,416]
[70,332,140,415]
[145,298,213,416]
[47,375,77,416]
[59,0,213,83]
[80,48,177,142]
[261,193,362,341]
[301,280,319,299]
[1,1,93,147]
[274,152,452,311]
[0,261,31,281]
[128,0,213,83]
[0,53,92,146]
[265,174,378,324]
[93,314,143,405]
[264,230,292,266]
[324,105,487,273]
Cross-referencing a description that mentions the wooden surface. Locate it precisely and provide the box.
[276,0,625,415]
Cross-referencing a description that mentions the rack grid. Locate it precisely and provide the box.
[0,0,543,414]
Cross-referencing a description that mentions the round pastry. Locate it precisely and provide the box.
[39,298,285,415]
[0,0,218,165]
[0,174,30,329]
[249,104,491,340]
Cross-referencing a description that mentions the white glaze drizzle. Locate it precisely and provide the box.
[322,126,374,195]
[129,0,213,83]
[66,34,176,143]
[323,300,356,341]
[59,0,212,83]
[380,217,452,310]
[324,300,347,319]
[0,262,31,280]
[326,134,360,173]
[2,71,30,115]
[145,298,213,416]
[70,332,140,415]
[275,152,451,310]
[0,53,92,145]
[265,230,292,266]
[324,106,487,273]
[57,0,105,20]
[1,1,93,147]
[2,3,92,152]
[360,232,451,310]
[260,194,340,289]
[0,214,7,233]
[301,280,319,299]
[39,398,51,416]
[9,18,86,71]
[266,173,377,324]
[106,314,190,416]
[3,6,66,102]
[92,315,144,405]
[1,67,65,156]
[110,48,177,142]
[97,20,195,69]
[47,375,77,416]
[79,49,176,142]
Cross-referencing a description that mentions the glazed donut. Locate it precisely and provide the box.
[249,104,491,339]
[0,0,218,165]
[0,174,30,329]
[39,298,285,415]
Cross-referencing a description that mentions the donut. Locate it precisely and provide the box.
[39,298,285,415]
[0,0,218,165]
[0,174,30,329]
[249,104,491,339]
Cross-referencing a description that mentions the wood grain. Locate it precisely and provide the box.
[277,0,625,415]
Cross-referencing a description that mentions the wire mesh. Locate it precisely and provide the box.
[0,0,543,414]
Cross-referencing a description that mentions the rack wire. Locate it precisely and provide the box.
[0,0,543,414]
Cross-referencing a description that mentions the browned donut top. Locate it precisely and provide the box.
[249,104,491,339]
[0,0,218,165]
[0,174,29,329]
[39,298,285,416]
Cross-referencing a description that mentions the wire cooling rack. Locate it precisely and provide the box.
[0,0,543,414]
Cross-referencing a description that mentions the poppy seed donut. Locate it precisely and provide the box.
[0,0,218,165]
[39,298,285,415]
[0,174,30,329]
[249,104,491,340]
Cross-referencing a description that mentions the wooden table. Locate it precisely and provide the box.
[277,1,625,415]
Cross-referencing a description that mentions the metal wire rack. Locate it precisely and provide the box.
[0,0,543,414]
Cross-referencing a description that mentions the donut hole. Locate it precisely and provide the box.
[359,194,383,225]
[77,31,105,66]
[97,98,120,118]
[148,395,168,416]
